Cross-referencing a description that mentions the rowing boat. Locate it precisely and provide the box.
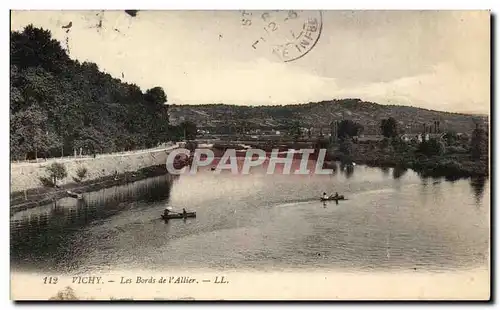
[320,196,347,201]
[161,212,196,220]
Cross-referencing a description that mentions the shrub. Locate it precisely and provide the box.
[39,176,55,187]
[76,166,88,180]
[417,138,446,156]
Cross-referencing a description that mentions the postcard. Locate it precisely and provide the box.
[10,10,490,300]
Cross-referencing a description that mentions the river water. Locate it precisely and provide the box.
[10,162,490,274]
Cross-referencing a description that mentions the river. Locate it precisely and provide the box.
[10,162,490,274]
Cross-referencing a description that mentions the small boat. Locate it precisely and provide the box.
[320,195,347,202]
[161,212,196,220]
[66,190,83,200]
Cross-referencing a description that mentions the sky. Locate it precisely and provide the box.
[11,10,490,114]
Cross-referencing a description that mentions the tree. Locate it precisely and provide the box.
[470,126,488,160]
[10,105,61,159]
[179,121,198,140]
[417,138,446,157]
[10,26,172,159]
[45,162,67,187]
[288,121,302,141]
[144,86,167,105]
[337,120,363,141]
[381,117,398,138]
[443,131,459,146]
[339,138,353,155]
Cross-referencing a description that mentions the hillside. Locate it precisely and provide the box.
[10,25,177,161]
[168,99,488,135]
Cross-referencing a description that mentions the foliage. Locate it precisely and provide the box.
[443,131,459,145]
[73,166,89,183]
[39,176,55,187]
[339,138,353,155]
[314,137,330,150]
[10,105,61,159]
[470,127,488,160]
[185,141,198,152]
[168,100,487,137]
[380,117,398,138]
[179,121,198,140]
[417,138,446,157]
[391,137,412,153]
[44,162,67,187]
[10,25,176,160]
[337,120,363,141]
[287,121,302,141]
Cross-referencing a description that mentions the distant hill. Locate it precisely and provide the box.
[168,99,488,135]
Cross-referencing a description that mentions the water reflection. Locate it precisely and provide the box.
[10,175,175,270]
[380,167,390,176]
[470,176,488,204]
[340,163,354,179]
[431,175,442,184]
[445,175,462,183]
[392,167,407,179]
[10,165,490,274]
[344,165,354,179]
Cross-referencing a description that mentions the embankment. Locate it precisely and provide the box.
[10,145,179,212]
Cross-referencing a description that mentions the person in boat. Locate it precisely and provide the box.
[334,192,339,198]
[164,208,170,217]
[182,208,187,217]
[322,192,329,200]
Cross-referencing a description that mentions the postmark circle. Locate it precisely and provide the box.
[241,10,323,62]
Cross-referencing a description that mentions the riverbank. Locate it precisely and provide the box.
[10,144,179,193]
[10,144,181,213]
[10,164,173,214]
[326,142,489,179]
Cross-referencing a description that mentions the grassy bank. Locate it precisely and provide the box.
[326,141,489,178]
[10,164,171,214]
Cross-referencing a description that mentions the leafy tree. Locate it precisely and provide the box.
[381,117,398,138]
[443,131,459,146]
[45,162,67,187]
[10,105,61,159]
[288,121,302,141]
[144,87,167,105]
[337,120,363,141]
[470,126,488,160]
[417,138,446,157]
[339,138,353,155]
[10,26,173,159]
[179,121,198,140]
